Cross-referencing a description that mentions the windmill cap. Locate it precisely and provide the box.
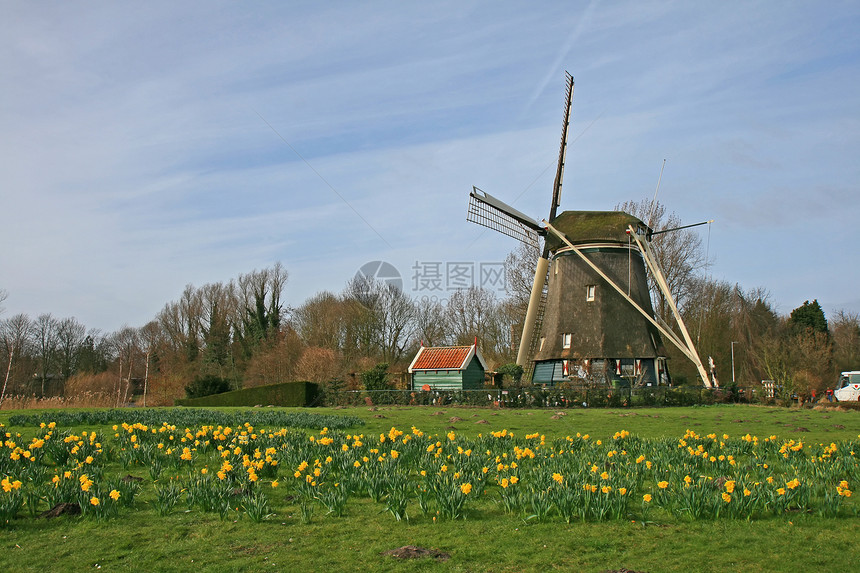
[546,210,650,250]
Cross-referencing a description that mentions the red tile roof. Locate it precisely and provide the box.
[411,346,474,370]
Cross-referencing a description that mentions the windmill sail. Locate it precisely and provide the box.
[467,187,542,249]
[549,72,574,222]
[519,72,574,368]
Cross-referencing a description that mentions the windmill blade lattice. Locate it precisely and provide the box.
[467,187,541,249]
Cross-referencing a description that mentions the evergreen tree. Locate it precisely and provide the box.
[788,300,828,333]
[361,363,390,392]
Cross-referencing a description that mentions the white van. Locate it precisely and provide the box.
[834,371,860,401]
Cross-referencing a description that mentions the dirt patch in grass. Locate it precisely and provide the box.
[382,545,450,561]
[39,503,81,518]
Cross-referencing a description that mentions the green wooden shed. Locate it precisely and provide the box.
[408,342,487,391]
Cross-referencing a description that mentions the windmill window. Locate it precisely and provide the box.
[586,285,596,301]
[562,333,572,349]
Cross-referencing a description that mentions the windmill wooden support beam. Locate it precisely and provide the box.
[626,225,714,388]
[516,256,549,367]
[541,220,713,388]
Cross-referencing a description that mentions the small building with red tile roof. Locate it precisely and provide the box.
[408,342,487,390]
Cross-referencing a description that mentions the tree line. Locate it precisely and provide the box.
[0,261,520,406]
[2,201,858,407]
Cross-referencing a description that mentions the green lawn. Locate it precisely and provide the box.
[1,404,858,572]
[3,501,858,572]
[313,403,860,444]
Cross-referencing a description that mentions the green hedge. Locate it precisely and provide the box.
[175,381,319,408]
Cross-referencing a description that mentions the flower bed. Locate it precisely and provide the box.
[1,418,857,527]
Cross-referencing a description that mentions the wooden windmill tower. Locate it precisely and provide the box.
[467,73,713,387]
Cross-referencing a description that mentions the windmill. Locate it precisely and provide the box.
[467,72,713,388]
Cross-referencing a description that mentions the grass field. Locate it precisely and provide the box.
[315,403,860,444]
[1,403,858,572]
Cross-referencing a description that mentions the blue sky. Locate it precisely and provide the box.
[2,0,859,332]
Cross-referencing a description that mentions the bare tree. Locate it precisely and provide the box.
[344,276,416,364]
[615,199,708,323]
[831,310,860,375]
[139,321,164,407]
[503,241,541,327]
[32,313,60,396]
[293,291,351,351]
[755,322,832,401]
[0,307,20,408]
[111,326,141,406]
[443,286,512,365]
[158,285,203,363]
[675,277,780,385]
[243,327,304,388]
[446,287,494,343]
[413,297,448,347]
[56,317,87,382]
[378,286,417,364]
[1,314,33,399]
[293,346,343,383]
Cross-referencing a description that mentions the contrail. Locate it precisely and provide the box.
[255,110,393,249]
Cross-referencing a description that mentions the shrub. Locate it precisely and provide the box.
[294,347,343,383]
[184,375,231,399]
[65,372,115,396]
[361,363,391,405]
[496,363,524,387]
[176,381,319,408]
[361,363,390,392]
